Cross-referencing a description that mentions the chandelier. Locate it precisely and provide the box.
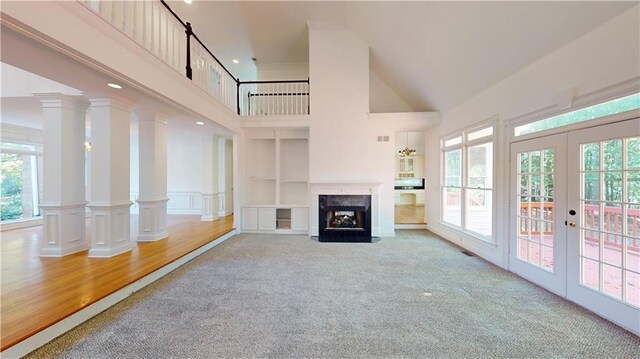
[398,132,416,157]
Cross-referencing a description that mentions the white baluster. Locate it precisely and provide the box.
[164,11,171,65]
[133,0,137,42]
[142,0,147,48]
[110,0,115,24]
[122,1,126,34]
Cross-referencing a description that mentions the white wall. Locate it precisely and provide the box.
[307,23,443,235]
[370,70,414,113]
[257,62,309,81]
[167,127,205,193]
[307,22,395,235]
[424,6,640,267]
[308,23,372,182]
[130,122,214,215]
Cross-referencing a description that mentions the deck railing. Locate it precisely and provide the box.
[518,202,640,252]
[78,0,309,116]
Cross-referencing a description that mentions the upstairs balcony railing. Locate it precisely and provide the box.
[79,0,309,116]
[238,80,309,116]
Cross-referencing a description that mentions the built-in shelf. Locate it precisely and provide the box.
[243,128,309,234]
[276,208,291,229]
[244,128,309,210]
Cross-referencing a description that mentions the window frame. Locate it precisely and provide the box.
[1,143,44,224]
[507,83,640,143]
[441,121,496,241]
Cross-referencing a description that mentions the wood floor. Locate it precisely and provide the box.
[395,205,425,224]
[0,214,234,351]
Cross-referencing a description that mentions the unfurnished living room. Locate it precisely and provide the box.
[1,1,639,358]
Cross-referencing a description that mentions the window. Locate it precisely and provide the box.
[0,142,43,222]
[514,93,640,137]
[442,124,494,239]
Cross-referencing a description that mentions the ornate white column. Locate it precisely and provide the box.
[36,94,89,257]
[87,97,133,257]
[136,110,169,242]
[201,133,218,221]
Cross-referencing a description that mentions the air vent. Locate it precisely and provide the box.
[461,250,475,257]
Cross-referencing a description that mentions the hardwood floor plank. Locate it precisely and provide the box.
[1,214,234,350]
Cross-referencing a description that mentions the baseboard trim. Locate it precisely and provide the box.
[1,229,237,359]
[394,224,428,230]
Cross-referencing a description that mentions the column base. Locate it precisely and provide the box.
[87,201,133,258]
[217,193,226,218]
[39,202,88,257]
[201,193,219,222]
[136,198,169,242]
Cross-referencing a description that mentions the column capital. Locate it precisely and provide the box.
[85,94,134,112]
[135,109,168,124]
[34,93,89,112]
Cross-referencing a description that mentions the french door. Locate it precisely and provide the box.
[566,119,640,334]
[510,118,640,335]
[510,133,567,296]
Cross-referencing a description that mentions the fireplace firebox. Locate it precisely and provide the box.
[319,195,371,242]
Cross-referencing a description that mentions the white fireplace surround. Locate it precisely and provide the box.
[309,181,382,237]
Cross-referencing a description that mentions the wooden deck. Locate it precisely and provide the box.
[0,214,234,351]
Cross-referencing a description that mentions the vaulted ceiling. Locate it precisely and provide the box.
[167,1,637,112]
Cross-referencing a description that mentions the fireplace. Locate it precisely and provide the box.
[319,195,371,242]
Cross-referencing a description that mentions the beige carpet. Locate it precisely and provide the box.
[27,230,640,358]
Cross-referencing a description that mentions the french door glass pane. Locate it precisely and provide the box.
[516,148,555,272]
[579,138,639,307]
[626,271,640,307]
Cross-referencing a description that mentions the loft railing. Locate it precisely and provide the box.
[78,0,309,116]
[238,80,310,116]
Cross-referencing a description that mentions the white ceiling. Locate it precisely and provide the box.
[168,1,637,112]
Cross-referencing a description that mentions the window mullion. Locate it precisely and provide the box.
[462,143,467,230]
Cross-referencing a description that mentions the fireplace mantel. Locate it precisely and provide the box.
[309,182,381,237]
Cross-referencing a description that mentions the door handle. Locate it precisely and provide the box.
[568,221,577,228]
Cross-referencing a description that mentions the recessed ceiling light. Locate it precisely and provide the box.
[107,83,122,89]
[196,121,204,126]
[184,0,192,4]
[232,59,239,64]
